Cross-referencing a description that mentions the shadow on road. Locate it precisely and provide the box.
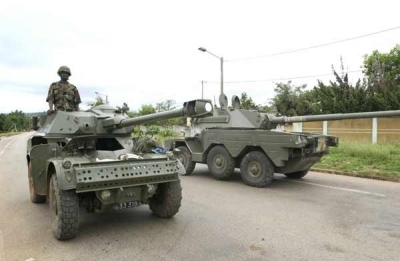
[182,168,300,190]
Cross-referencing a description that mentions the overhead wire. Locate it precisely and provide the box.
[206,69,363,84]
[226,26,400,62]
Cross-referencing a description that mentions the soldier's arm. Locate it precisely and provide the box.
[46,84,55,110]
[74,87,82,111]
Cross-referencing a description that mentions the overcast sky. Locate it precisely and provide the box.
[0,0,399,113]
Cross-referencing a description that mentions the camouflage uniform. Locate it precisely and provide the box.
[46,81,81,111]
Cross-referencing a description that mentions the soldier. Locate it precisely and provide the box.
[46,66,81,114]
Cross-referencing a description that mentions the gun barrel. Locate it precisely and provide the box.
[269,110,400,124]
[117,99,213,128]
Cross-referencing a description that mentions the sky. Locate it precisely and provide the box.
[0,0,399,113]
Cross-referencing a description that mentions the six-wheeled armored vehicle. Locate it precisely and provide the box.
[27,99,213,240]
[166,94,400,188]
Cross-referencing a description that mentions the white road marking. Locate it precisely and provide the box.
[278,178,386,197]
[0,139,16,157]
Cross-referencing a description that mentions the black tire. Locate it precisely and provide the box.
[284,169,309,179]
[177,146,196,175]
[207,145,235,180]
[240,151,274,187]
[28,162,46,203]
[49,174,79,240]
[149,180,182,218]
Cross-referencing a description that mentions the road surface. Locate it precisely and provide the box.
[0,133,399,261]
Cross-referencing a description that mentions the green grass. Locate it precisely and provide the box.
[314,142,400,180]
[0,131,24,137]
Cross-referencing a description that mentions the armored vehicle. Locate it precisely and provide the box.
[166,94,400,188]
[27,99,212,240]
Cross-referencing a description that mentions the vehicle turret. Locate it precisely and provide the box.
[33,99,213,136]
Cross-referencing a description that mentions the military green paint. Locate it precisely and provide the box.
[27,99,212,212]
[166,94,400,186]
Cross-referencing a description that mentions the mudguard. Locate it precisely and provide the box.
[29,144,61,195]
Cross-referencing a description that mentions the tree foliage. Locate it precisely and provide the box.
[87,96,105,108]
[138,104,156,116]
[239,92,273,112]
[269,46,400,115]
[363,44,400,86]
[239,92,257,110]
[272,81,318,116]
[0,111,30,132]
[155,100,176,112]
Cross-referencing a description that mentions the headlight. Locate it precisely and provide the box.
[62,160,72,169]
[100,190,111,200]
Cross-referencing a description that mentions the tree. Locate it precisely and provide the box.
[362,45,400,111]
[138,104,156,116]
[87,96,105,108]
[3,110,30,131]
[155,99,185,126]
[239,92,257,110]
[0,114,6,132]
[155,100,176,112]
[363,44,400,86]
[271,82,313,116]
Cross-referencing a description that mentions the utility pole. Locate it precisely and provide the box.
[198,47,224,95]
[201,81,207,99]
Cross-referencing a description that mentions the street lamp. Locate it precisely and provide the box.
[200,80,207,99]
[94,92,109,105]
[198,47,224,95]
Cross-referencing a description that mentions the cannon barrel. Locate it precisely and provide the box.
[267,110,400,124]
[115,99,213,129]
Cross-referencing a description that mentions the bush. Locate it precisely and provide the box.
[159,128,175,138]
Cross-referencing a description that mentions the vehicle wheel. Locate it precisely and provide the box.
[207,145,235,180]
[49,174,79,240]
[177,146,196,175]
[284,169,309,179]
[240,151,274,187]
[149,180,182,218]
[28,162,46,203]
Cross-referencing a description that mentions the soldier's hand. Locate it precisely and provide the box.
[47,109,55,116]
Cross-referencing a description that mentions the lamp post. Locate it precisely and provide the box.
[198,47,224,95]
[94,92,109,105]
[200,80,207,99]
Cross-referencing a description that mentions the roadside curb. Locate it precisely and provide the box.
[310,168,400,183]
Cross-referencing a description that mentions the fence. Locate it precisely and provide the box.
[289,117,400,144]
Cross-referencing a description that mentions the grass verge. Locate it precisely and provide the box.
[0,132,24,138]
[314,142,400,180]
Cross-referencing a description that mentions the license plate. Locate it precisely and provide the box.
[117,201,141,210]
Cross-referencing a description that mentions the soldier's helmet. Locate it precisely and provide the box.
[57,66,71,76]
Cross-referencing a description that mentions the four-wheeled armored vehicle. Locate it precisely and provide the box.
[27,99,212,240]
[166,94,400,188]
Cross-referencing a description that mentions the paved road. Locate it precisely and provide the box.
[0,133,399,261]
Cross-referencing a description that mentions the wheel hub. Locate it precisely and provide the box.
[248,161,261,178]
[214,155,225,169]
